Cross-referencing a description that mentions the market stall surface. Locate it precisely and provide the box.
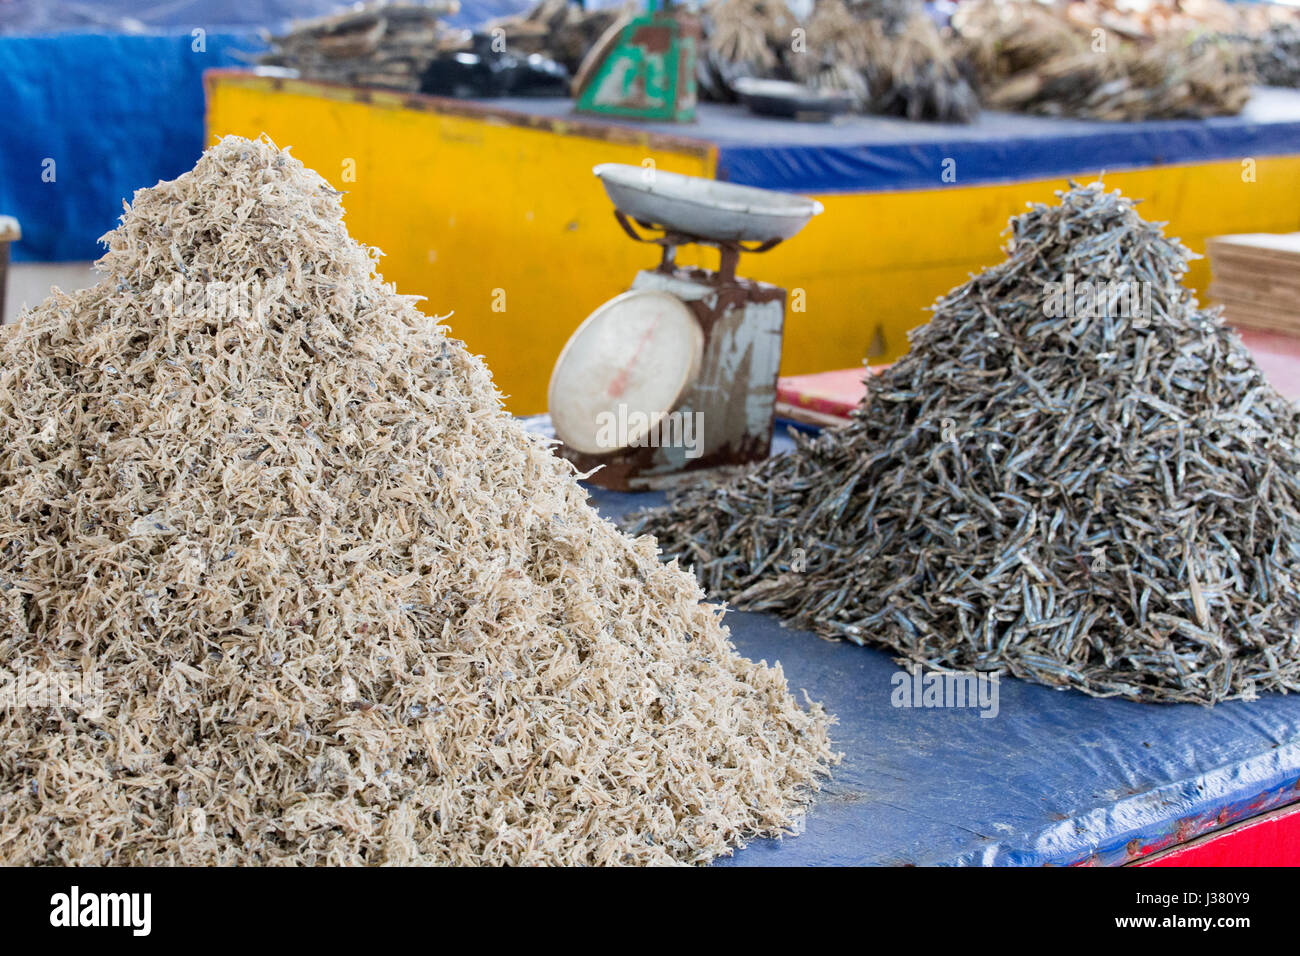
[480,87,1300,192]
[588,476,1300,868]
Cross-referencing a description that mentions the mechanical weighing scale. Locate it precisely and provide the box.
[547,164,822,490]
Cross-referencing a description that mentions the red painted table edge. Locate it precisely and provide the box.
[1138,801,1300,866]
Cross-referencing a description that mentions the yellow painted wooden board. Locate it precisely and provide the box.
[206,72,1300,412]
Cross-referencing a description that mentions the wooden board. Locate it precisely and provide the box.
[1207,231,1300,258]
[1207,231,1300,336]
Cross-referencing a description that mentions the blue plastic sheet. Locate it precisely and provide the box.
[1,33,267,261]
[711,89,1300,193]
[0,2,537,262]
[589,485,1300,866]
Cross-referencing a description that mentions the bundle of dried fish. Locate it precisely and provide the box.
[1065,0,1240,39]
[257,1,462,91]
[698,0,798,100]
[0,136,835,865]
[1248,22,1300,87]
[486,0,629,75]
[702,0,977,121]
[1113,1,1300,89]
[1062,0,1297,43]
[788,0,874,106]
[630,183,1300,705]
[708,0,796,70]
[862,12,980,122]
[951,0,1251,120]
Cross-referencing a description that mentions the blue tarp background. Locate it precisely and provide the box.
[0,0,529,34]
[0,1,535,261]
[708,89,1300,193]
[1,32,266,261]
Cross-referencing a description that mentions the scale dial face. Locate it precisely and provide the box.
[548,290,703,456]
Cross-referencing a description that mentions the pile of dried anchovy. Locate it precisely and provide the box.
[0,135,834,865]
[630,183,1300,704]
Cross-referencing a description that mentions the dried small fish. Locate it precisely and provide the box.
[0,135,835,865]
[486,0,627,75]
[257,1,462,92]
[1248,22,1300,87]
[629,181,1300,705]
[699,0,978,122]
[950,0,1252,121]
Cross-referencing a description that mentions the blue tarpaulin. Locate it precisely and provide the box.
[589,483,1300,866]
[710,89,1300,193]
[1,32,267,261]
[0,1,536,262]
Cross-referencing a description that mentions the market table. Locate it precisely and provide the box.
[587,485,1300,866]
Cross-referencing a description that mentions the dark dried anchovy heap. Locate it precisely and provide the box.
[629,183,1300,704]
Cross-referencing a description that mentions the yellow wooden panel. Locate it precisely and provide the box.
[207,73,1300,409]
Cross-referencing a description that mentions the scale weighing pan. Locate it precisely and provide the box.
[593,164,824,242]
[549,289,704,456]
